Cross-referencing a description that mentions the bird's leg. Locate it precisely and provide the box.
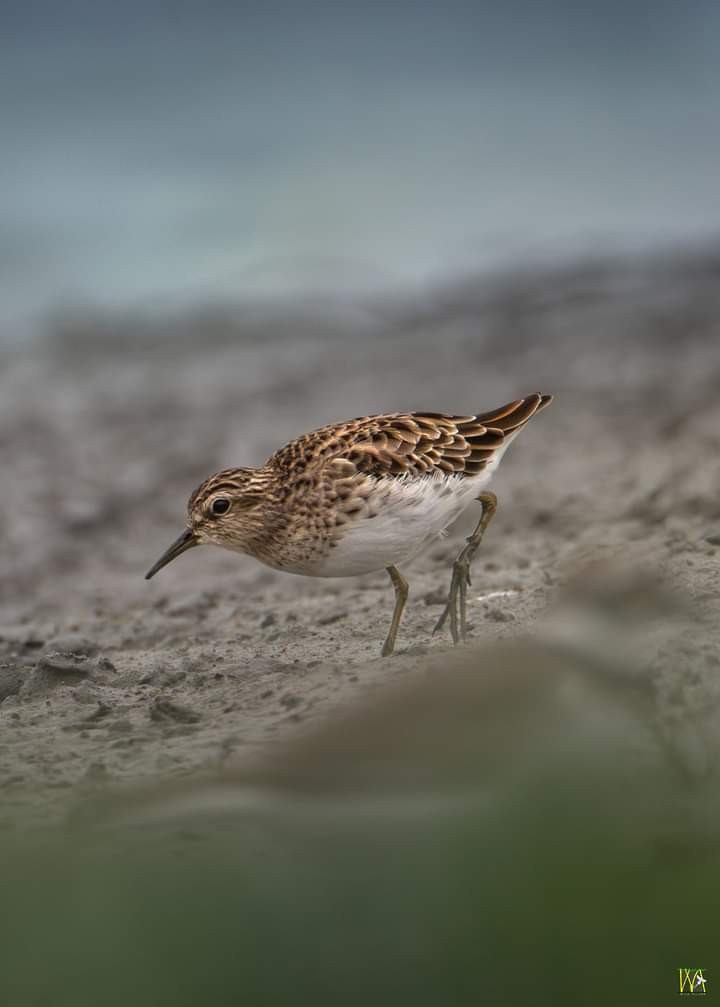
[433,491,498,645]
[381,565,409,657]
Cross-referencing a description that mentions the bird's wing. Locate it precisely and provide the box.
[269,394,552,481]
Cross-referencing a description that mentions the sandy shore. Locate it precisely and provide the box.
[2,248,720,826]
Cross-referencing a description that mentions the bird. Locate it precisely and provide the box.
[145,393,552,655]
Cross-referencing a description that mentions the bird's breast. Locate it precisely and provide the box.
[284,472,491,577]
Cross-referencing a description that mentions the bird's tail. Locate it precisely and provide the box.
[474,393,553,435]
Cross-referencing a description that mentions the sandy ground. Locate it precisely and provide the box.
[2,247,720,826]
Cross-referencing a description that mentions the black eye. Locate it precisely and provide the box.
[211,498,230,515]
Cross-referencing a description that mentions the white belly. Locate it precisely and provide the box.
[307,470,494,577]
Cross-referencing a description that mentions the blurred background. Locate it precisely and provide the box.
[2,3,720,1003]
[2,0,720,339]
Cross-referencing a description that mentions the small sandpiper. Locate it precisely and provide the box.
[145,393,552,655]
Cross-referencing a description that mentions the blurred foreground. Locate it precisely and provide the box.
[2,573,719,1005]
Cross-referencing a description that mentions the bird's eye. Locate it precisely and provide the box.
[211,497,230,515]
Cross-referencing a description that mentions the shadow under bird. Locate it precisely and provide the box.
[145,394,552,654]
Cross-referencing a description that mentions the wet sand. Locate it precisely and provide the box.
[2,248,720,825]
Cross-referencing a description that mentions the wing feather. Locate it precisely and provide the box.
[268,394,552,482]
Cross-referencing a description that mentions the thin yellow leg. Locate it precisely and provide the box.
[433,492,498,645]
[381,565,409,657]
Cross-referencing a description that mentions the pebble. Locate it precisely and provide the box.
[37,653,91,678]
[22,646,116,696]
[43,635,98,658]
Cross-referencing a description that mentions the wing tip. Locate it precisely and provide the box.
[473,392,553,431]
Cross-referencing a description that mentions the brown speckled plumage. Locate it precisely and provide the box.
[146,394,552,654]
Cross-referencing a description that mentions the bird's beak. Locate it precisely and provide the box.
[144,528,198,580]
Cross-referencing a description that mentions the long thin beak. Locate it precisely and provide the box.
[144,528,198,580]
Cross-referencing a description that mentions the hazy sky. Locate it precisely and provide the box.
[2,0,719,333]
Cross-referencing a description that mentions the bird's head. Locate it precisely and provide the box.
[144,468,270,579]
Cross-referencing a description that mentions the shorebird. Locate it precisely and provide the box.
[145,393,552,655]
